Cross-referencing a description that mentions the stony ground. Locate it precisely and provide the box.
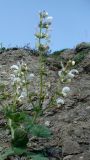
[0,43,90,160]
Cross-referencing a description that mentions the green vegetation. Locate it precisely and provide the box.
[73,50,89,64]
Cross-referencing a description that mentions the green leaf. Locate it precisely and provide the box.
[4,109,32,123]
[3,104,14,117]
[10,112,29,122]
[0,147,27,160]
[29,124,52,138]
[30,154,49,160]
[13,147,27,155]
[0,148,14,160]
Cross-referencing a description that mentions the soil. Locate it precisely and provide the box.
[0,44,90,160]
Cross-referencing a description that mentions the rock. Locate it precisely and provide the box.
[83,151,90,160]
[63,155,73,160]
[42,99,51,110]
[66,151,90,160]
[62,139,81,155]
[45,147,62,159]
[83,64,90,73]
[46,57,62,70]
[60,49,75,60]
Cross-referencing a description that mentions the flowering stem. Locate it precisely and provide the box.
[39,16,43,107]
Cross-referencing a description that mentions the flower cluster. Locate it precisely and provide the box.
[56,60,79,107]
[35,10,53,53]
[10,61,35,105]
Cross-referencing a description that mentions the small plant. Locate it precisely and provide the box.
[48,60,79,108]
[0,11,53,160]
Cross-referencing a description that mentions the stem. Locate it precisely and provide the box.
[32,111,38,124]
[23,71,35,108]
[23,71,29,98]
[13,84,17,112]
[39,16,43,107]
[8,118,14,139]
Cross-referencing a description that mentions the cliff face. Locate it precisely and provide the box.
[0,42,90,160]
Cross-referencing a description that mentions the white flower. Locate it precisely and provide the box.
[43,11,48,17]
[62,87,70,97]
[11,65,19,70]
[10,74,21,85]
[28,73,35,80]
[67,72,75,79]
[47,16,53,22]
[69,69,79,74]
[10,62,22,76]
[45,121,50,126]
[56,98,65,106]
[67,69,79,79]
[11,61,27,72]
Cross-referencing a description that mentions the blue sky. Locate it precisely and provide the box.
[0,0,90,51]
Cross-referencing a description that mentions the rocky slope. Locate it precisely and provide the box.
[0,42,90,160]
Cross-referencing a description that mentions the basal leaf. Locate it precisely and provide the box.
[13,147,27,155]
[30,124,52,138]
[0,148,14,160]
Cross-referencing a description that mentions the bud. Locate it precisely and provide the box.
[39,11,48,18]
[72,61,75,65]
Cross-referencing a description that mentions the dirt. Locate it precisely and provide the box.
[0,44,90,160]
